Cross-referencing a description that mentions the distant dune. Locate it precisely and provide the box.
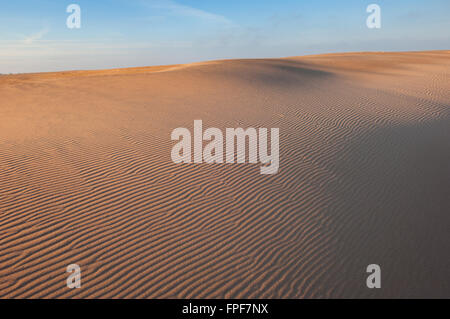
[0,51,449,298]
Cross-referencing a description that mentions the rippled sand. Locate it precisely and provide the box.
[0,51,449,298]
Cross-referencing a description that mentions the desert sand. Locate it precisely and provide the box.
[0,51,449,298]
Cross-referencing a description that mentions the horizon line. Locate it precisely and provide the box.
[2,49,449,77]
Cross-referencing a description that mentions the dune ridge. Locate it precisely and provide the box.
[0,51,449,298]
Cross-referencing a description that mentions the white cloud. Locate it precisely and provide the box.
[0,39,192,59]
[23,27,49,44]
[143,0,234,26]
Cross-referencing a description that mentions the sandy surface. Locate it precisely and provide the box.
[0,51,449,298]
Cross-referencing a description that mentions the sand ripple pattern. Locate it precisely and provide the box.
[0,51,449,298]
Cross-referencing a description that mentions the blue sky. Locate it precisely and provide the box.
[1,0,449,73]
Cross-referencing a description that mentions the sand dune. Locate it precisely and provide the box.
[0,51,449,298]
